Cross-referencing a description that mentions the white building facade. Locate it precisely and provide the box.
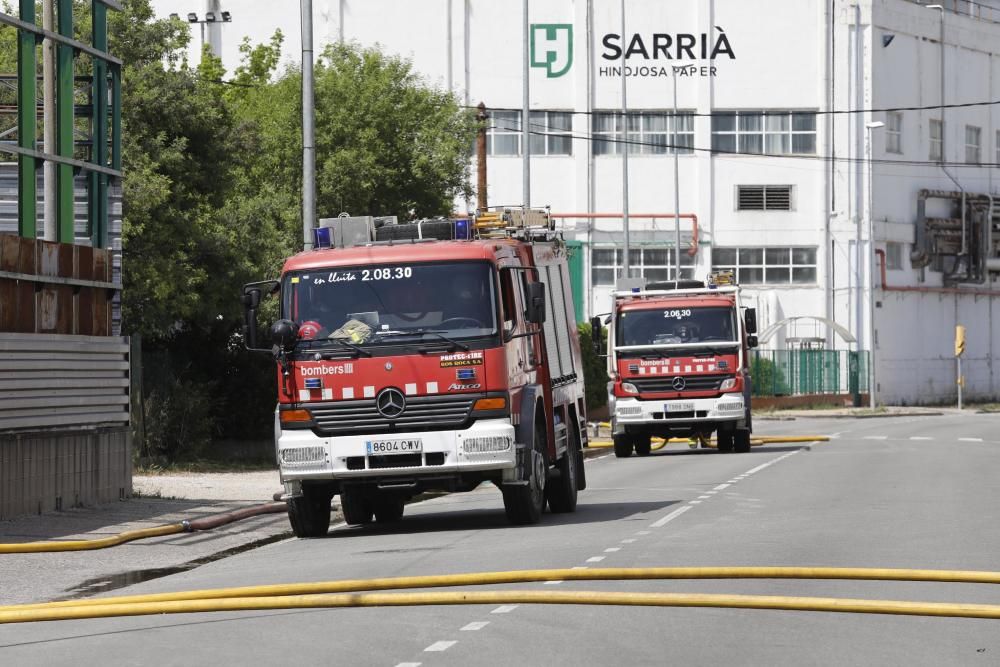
[154,0,1000,404]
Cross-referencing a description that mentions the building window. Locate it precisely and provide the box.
[591,247,695,286]
[711,111,817,155]
[929,119,943,161]
[712,247,817,285]
[966,125,982,164]
[592,112,694,155]
[529,111,573,156]
[886,112,902,154]
[885,242,903,271]
[737,185,793,211]
[487,110,521,156]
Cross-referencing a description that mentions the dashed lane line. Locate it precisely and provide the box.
[424,641,456,652]
[491,605,518,614]
[650,505,693,528]
[586,556,606,563]
[713,483,731,491]
[461,622,489,631]
[604,547,621,553]
[959,437,984,442]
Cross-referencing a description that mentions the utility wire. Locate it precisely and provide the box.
[474,98,1000,118]
[492,123,1000,169]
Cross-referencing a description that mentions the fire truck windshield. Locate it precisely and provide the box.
[282,261,498,346]
[616,306,738,349]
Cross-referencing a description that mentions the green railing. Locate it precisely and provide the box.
[750,349,869,398]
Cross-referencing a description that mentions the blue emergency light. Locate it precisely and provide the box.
[453,218,471,240]
[313,227,332,249]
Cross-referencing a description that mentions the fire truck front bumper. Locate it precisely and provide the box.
[612,394,746,430]
[276,418,517,483]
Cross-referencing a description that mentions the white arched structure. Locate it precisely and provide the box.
[757,316,856,345]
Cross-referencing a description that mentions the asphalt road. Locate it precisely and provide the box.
[2,413,999,666]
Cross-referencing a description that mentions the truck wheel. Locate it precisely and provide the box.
[634,435,652,457]
[503,421,547,525]
[734,429,751,453]
[613,433,633,458]
[340,488,374,525]
[717,428,735,453]
[288,490,332,538]
[373,497,405,523]
[547,424,580,513]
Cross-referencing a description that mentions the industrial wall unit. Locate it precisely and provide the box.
[0,1,128,520]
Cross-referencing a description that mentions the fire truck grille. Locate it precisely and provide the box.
[309,394,478,435]
[631,374,731,393]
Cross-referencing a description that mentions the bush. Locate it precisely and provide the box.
[750,354,790,396]
[578,322,610,413]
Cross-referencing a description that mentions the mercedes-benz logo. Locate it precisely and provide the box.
[671,376,686,391]
[376,387,406,419]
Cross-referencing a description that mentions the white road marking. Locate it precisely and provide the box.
[743,450,801,476]
[863,435,888,440]
[704,490,717,495]
[461,622,489,631]
[424,641,456,652]
[688,500,702,505]
[586,556,606,563]
[543,580,563,585]
[650,505,692,528]
[604,547,621,552]
[621,538,637,544]
[636,530,651,535]
[395,663,421,667]
[713,483,731,491]
[491,605,518,614]
[571,566,589,570]
[698,495,711,499]
[959,437,983,442]
[910,436,932,441]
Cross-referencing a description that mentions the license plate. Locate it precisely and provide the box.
[366,438,423,455]
[666,402,695,413]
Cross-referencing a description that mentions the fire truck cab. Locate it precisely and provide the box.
[592,274,758,457]
[242,208,587,537]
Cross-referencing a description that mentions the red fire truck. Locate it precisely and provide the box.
[242,208,587,537]
[591,275,758,457]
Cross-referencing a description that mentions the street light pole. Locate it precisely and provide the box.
[865,121,884,409]
[620,0,631,279]
[301,0,316,249]
[672,73,681,281]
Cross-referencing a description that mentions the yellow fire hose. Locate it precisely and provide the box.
[5,566,1000,624]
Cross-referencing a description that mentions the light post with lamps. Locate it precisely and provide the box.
[865,120,884,409]
[168,10,232,59]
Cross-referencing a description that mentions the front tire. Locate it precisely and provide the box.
[613,433,633,458]
[634,434,652,457]
[717,427,735,453]
[503,420,547,525]
[340,487,374,525]
[373,496,405,523]
[288,490,332,538]
[734,429,751,453]
[547,425,580,513]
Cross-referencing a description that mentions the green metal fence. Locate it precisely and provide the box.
[750,349,869,398]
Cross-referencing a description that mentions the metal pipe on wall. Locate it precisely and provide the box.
[42,0,56,242]
[620,0,630,278]
[522,0,530,208]
[672,75,681,280]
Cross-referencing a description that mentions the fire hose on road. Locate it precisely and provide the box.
[3,566,1000,623]
[0,502,288,554]
[587,434,831,449]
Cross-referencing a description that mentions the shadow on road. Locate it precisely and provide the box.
[327,499,680,539]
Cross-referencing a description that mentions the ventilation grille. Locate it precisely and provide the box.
[738,186,792,211]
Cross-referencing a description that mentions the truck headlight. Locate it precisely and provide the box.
[621,382,639,394]
[719,378,737,391]
[463,436,512,453]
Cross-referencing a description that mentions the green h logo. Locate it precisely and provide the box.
[530,24,573,78]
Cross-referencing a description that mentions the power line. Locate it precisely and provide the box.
[492,123,1000,169]
[473,98,1000,118]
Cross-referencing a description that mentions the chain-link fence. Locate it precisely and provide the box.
[750,349,869,398]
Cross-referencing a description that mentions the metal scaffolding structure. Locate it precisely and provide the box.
[0,0,122,249]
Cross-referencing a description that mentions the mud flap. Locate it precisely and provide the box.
[503,442,533,487]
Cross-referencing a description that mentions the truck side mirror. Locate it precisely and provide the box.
[270,319,299,352]
[242,288,262,348]
[745,307,758,334]
[526,282,546,325]
[747,334,759,349]
[590,316,604,354]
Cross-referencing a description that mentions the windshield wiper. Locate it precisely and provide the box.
[298,337,372,357]
[377,329,471,352]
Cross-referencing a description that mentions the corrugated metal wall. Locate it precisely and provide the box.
[0,163,122,334]
[0,333,131,519]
